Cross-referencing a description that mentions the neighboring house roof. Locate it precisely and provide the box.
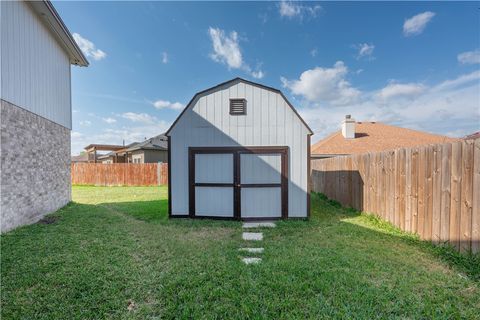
[71,153,88,162]
[165,77,313,136]
[464,131,480,140]
[28,1,88,66]
[311,122,458,155]
[84,144,125,152]
[96,152,116,160]
[126,134,168,152]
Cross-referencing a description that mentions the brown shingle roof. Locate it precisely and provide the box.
[311,122,458,155]
[464,132,480,140]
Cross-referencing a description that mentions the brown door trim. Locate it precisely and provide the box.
[189,146,289,220]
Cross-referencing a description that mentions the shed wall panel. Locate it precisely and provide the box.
[195,153,233,183]
[241,188,282,218]
[240,154,281,184]
[195,187,234,217]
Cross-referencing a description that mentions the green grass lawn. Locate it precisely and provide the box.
[1,186,479,319]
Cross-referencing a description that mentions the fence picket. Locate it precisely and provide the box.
[71,163,168,186]
[460,140,474,252]
[310,139,479,252]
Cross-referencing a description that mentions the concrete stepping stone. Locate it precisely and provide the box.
[242,257,262,265]
[242,232,263,241]
[239,247,264,253]
[243,222,276,229]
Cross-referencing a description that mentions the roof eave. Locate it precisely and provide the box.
[29,1,89,67]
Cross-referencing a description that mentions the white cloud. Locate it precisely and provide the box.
[403,11,435,36]
[376,82,426,100]
[458,49,480,65]
[153,100,184,110]
[251,70,265,79]
[355,43,375,60]
[72,33,106,60]
[71,131,83,139]
[79,120,92,126]
[209,27,243,69]
[278,1,321,19]
[208,27,265,79]
[295,70,479,145]
[102,117,117,124]
[432,70,480,92]
[71,121,170,155]
[121,112,157,124]
[281,61,361,105]
[310,48,318,57]
[162,51,168,64]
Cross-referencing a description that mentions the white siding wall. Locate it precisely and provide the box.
[1,1,71,129]
[170,80,310,217]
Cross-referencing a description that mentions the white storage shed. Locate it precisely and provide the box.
[166,78,313,220]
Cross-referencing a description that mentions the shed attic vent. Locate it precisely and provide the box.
[230,99,246,115]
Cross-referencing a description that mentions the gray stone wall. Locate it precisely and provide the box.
[1,99,71,233]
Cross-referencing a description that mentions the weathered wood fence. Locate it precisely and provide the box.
[71,163,168,186]
[311,139,480,253]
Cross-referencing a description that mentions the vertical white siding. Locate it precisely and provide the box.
[1,1,71,129]
[170,80,310,217]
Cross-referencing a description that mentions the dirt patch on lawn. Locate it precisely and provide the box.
[38,216,59,225]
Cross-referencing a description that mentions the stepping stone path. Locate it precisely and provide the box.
[242,257,262,265]
[243,222,276,229]
[242,232,263,241]
[239,247,264,253]
[240,221,276,265]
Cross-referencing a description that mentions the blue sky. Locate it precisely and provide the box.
[53,1,480,155]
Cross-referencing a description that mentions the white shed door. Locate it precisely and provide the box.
[240,153,282,218]
[194,153,234,217]
[189,147,287,219]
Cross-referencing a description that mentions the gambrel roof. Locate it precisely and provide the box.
[166,78,313,136]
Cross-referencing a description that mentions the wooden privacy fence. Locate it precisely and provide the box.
[71,163,168,186]
[311,139,480,253]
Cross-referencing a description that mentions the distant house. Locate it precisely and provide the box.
[84,134,168,164]
[311,115,458,159]
[123,134,168,164]
[464,132,480,140]
[1,0,88,232]
[84,144,125,163]
[71,153,89,163]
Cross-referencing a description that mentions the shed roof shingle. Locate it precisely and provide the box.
[311,122,458,155]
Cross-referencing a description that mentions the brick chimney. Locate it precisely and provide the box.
[342,115,355,139]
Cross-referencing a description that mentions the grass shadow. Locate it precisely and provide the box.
[309,192,480,282]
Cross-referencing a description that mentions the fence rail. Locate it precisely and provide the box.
[311,139,480,253]
[71,163,168,186]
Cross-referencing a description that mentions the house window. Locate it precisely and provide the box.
[230,99,246,115]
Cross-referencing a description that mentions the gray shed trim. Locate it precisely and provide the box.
[165,77,313,136]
